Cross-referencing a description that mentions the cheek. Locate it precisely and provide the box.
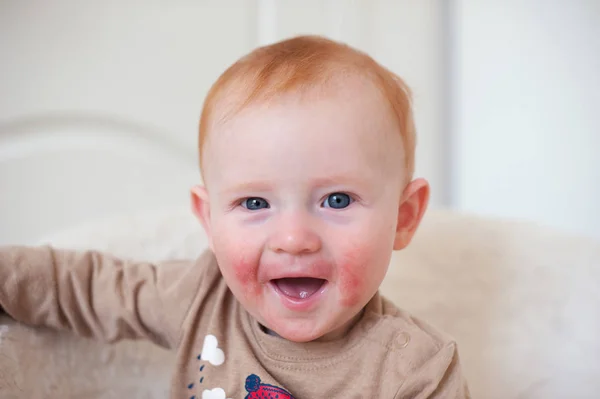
[225,256,263,299]
[212,233,262,299]
[231,257,262,299]
[337,235,392,308]
[338,245,372,307]
[231,253,256,281]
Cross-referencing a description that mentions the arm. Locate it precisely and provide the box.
[0,245,207,349]
[394,341,471,399]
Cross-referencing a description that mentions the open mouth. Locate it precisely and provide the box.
[271,277,327,300]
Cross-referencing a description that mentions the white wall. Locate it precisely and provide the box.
[0,1,258,243]
[1,0,598,242]
[451,0,600,239]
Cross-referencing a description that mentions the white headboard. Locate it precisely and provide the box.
[0,114,200,245]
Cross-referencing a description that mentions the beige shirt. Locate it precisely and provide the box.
[0,246,470,398]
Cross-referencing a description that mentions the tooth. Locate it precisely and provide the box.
[299,291,308,299]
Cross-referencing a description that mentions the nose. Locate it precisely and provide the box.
[268,212,322,255]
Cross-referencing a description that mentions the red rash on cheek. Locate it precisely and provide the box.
[232,258,253,280]
[231,258,262,298]
[338,246,368,308]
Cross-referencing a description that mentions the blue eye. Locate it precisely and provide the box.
[242,197,269,210]
[323,193,352,209]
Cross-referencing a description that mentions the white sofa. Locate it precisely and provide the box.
[1,208,599,398]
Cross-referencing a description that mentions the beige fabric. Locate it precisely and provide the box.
[1,208,599,398]
[381,210,600,398]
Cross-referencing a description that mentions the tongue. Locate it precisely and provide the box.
[275,278,324,299]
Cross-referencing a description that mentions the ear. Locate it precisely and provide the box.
[393,178,430,250]
[190,185,214,251]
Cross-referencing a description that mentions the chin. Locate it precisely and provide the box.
[281,333,318,343]
[268,320,329,343]
[275,318,350,343]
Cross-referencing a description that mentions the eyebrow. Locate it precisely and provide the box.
[220,175,371,197]
[310,175,371,189]
[219,181,273,197]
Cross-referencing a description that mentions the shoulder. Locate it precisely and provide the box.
[360,293,460,375]
[178,249,239,323]
[359,293,470,397]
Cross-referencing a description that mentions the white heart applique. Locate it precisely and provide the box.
[202,387,231,399]
[200,334,225,366]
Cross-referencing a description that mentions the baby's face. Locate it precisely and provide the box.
[194,77,425,342]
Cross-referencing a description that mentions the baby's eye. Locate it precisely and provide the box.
[242,197,270,210]
[322,193,353,209]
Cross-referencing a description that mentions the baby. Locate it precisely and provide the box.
[0,35,470,398]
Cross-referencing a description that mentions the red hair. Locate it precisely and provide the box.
[198,35,416,179]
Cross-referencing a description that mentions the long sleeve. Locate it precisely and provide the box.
[0,245,208,349]
[394,341,471,399]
